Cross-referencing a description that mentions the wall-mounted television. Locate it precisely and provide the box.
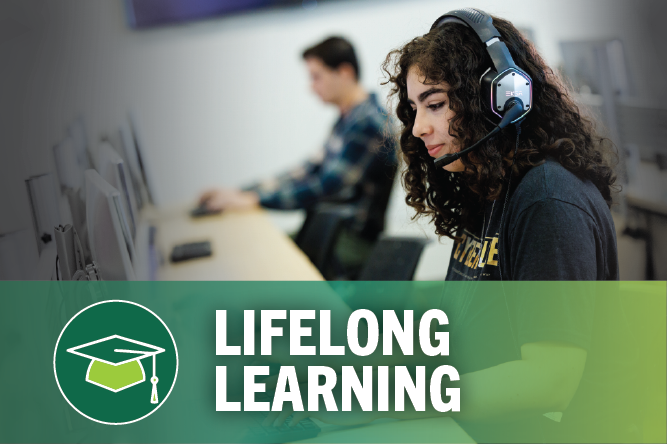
[125,0,308,29]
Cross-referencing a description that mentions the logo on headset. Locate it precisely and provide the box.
[505,91,523,97]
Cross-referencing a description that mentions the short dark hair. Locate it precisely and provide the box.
[302,36,360,81]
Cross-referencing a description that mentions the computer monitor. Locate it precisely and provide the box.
[118,120,149,210]
[52,135,92,261]
[97,142,139,241]
[85,169,136,281]
[127,113,155,205]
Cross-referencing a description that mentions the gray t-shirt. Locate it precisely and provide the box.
[446,157,619,281]
[440,159,633,442]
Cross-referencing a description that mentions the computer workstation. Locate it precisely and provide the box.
[97,142,140,241]
[560,38,667,280]
[613,101,667,280]
[35,113,475,442]
[52,128,147,281]
[48,115,325,283]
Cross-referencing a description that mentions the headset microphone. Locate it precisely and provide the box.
[430,8,533,169]
[434,98,525,168]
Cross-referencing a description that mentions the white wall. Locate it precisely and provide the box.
[0,0,656,278]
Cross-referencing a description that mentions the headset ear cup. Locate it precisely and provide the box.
[480,69,500,122]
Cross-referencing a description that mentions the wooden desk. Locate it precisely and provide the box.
[135,207,474,441]
[141,205,322,281]
[302,417,474,443]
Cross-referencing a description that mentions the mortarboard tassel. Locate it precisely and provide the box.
[150,354,159,404]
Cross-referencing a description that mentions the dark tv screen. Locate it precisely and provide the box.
[125,0,305,28]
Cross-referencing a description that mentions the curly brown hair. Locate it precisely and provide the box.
[382,15,618,239]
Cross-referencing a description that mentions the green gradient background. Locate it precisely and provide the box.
[0,281,664,443]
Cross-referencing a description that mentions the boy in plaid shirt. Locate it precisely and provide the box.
[200,37,397,274]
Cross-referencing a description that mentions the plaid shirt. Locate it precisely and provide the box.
[246,93,397,236]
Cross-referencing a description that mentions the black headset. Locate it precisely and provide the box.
[430,8,533,168]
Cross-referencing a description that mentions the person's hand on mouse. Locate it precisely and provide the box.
[198,188,260,211]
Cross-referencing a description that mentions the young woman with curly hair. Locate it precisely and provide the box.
[383,12,619,282]
[266,10,637,443]
[374,9,636,443]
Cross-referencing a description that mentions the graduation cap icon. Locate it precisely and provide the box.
[67,335,165,404]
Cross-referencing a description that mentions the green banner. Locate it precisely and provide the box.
[0,281,664,443]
